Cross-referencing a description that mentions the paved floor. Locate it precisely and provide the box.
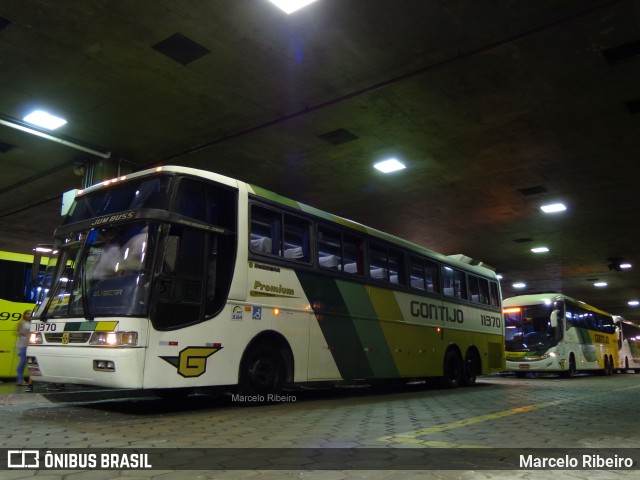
[1,373,639,479]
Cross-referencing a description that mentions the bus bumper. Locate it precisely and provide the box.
[506,355,565,373]
[27,346,145,389]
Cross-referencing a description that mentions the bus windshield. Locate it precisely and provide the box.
[504,304,559,352]
[34,222,157,319]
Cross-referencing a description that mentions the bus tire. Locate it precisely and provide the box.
[440,349,462,389]
[239,344,285,398]
[609,355,616,375]
[603,356,611,376]
[560,354,576,378]
[461,350,480,387]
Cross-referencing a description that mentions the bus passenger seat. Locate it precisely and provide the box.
[284,247,303,259]
[251,237,272,254]
[370,268,387,279]
[343,262,358,273]
[319,255,339,269]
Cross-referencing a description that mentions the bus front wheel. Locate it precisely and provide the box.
[560,354,576,378]
[239,344,285,398]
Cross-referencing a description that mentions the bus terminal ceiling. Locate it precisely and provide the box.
[0,1,639,321]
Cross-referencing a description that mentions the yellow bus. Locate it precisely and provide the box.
[504,293,619,377]
[0,251,45,378]
[28,166,504,398]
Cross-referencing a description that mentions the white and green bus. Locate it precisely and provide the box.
[28,166,504,397]
[614,316,640,373]
[504,293,620,377]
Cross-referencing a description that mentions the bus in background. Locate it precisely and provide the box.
[504,293,618,377]
[614,315,640,373]
[28,166,504,398]
[0,251,46,378]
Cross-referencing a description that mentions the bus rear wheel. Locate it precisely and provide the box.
[461,351,479,387]
[239,344,285,398]
[440,349,462,388]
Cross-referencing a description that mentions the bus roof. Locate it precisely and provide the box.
[503,293,613,317]
[78,165,498,279]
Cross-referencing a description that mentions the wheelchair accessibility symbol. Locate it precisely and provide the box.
[252,307,262,320]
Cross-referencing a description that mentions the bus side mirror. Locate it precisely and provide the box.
[164,236,180,273]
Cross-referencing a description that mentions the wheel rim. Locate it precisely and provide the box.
[463,357,477,385]
[248,356,279,392]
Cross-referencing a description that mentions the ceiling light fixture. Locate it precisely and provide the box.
[628,300,639,306]
[0,113,111,158]
[540,203,567,213]
[512,282,526,289]
[594,282,607,287]
[620,263,632,269]
[268,0,318,14]
[608,258,628,271]
[374,158,406,174]
[531,247,549,253]
[23,110,67,130]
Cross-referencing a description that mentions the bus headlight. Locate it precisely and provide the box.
[89,331,138,346]
[29,332,43,344]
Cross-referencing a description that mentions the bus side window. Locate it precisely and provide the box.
[342,234,364,275]
[468,275,480,303]
[489,281,500,308]
[250,205,280,256]
[283,214,311,262]
[318,228,341,270]
[442,266,467,300]
[478,278,490,305]
[409,256,426,290]
[425,260,439,293]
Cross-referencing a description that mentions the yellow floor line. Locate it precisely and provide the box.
[378,383,640,447]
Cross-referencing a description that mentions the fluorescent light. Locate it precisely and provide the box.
[594,282,607,287]
[620,263,632,269]
[268,0,318,14]
[531,247,549,253]
[23,110,67,130]
[512,282,526,289]
[374,158,406,174]
[628,300,639,306]
[540,203,567,214]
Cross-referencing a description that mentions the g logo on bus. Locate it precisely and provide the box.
[61,333,70,345]
[160,346,222,378]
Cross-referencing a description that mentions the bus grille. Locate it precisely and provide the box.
[44,332,91,344]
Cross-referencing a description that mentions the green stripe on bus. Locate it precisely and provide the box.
[335,280,398,378]
[249,185,301,210]
[296,271,373,379]
[574,327,597,362]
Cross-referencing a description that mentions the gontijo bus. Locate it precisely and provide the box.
[28,166,504,397]
[613,315,640,373]
[504,293,619,377]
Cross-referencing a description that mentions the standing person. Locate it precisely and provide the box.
[15,310,32,386]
